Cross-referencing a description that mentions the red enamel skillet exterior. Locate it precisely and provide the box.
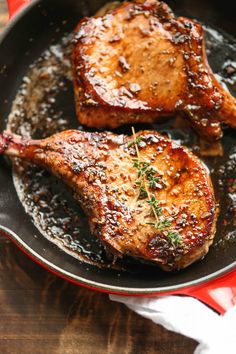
[2,0,236,314]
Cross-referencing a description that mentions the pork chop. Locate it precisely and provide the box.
[73,0,236,140]
[0,129,217,270]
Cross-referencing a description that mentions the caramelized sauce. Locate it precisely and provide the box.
[6,24,236,271]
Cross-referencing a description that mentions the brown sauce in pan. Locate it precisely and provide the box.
[6,23,236,270]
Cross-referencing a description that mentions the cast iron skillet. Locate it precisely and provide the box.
[0,0,235,314]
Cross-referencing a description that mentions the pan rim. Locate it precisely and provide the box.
[0,224,235,294]
[0,0,235,294]
[0,0,40,42]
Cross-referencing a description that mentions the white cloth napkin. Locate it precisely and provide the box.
[109,294,236,353]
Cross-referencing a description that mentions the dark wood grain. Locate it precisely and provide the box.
[0,1,197,353]
[0,241,197,354]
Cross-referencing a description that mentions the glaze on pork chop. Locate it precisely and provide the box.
[73,0,236,140]
[0,129,217,270]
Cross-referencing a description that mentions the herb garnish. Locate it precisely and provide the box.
[146,167,161,189]
[146,218,171,231]
[130,127,182,248]
[148,194,162,216]
[168,231,182,248]
[127,136,143,148]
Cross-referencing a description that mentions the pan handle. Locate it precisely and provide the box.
[7,0,31,20]
[180,269,236,314]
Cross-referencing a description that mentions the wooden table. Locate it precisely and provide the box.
[0,1,197,353]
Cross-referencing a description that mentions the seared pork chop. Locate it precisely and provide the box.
[73,0,236,140]
[0,130,217,270]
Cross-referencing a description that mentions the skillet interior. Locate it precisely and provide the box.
[0,0,235,293]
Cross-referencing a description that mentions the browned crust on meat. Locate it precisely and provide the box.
[72,0,236,140]
[1,129,218,271]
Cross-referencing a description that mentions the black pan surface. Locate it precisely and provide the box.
[0,0,235,293]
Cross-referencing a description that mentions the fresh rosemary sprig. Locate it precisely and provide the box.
[131,127,182,248]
